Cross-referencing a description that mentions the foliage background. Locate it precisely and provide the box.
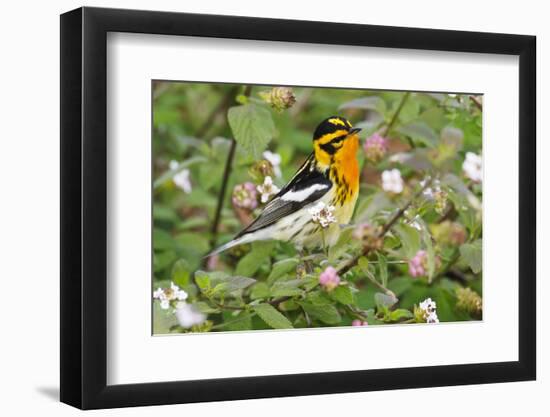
[152,81,483,333]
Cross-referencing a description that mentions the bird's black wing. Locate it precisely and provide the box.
[235,154,332,237]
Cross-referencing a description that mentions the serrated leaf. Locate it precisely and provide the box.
[228,104,276,159]
[250,282,270,300]
[267,258,299,283]
[235,241,275,276]
[332,285,354,305]
[253,303,293,329]
[222,311,253,331]
[270,280,304,298]
[299,302,341,325]
[459,239,482,274]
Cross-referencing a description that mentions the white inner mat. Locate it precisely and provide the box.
[107,32,519,385]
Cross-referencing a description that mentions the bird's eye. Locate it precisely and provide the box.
[330,136,345,146]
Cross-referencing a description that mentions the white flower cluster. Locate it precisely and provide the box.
[256,176,280,203]
[462,152,482,183]
[309,201,337,228]
[381,169,404,194]
[169,160,192,193]
[419,298,439,324]
[153,282,188,310]
[420,177,441,199]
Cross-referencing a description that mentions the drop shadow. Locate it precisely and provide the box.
[36,386,59,401]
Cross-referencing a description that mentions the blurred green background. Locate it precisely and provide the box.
[152,81,482,333]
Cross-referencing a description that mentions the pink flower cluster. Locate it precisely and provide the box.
[232,182,258,210]
[319,266,340,291]
[408,250,428,278]
[363,133,388,162]
[352,320,368,327]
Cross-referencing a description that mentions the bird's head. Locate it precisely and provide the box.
[312,116,361,168]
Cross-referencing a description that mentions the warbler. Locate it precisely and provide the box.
[209,116,361,256]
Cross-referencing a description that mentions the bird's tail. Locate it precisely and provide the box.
[204,233,255,258]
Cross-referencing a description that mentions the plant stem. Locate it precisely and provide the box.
[337,178,433,275]
[363,267,396,298]
[382,92,410,136]
[209,86,252,250]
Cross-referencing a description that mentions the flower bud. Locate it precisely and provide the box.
[456,287,482,316]
[259,87,296,111]
[232,182,258,210]
[249,159,275,182]
[363,133,388,163]
[319,266,340,291]
[408,250,428,278]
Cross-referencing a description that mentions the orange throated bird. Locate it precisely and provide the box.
[208,116,361,256]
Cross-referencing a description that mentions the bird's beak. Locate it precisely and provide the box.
[348,127,362,136]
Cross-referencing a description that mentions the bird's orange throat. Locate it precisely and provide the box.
[329,134,360,205]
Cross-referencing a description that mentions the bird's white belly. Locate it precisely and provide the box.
[268,187,356,249]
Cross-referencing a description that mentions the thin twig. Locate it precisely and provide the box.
[382,92,410,136]
[209,86,253,249]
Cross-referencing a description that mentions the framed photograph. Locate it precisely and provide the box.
[60,6,536,409]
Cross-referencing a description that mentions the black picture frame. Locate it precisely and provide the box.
[60,6,536,410]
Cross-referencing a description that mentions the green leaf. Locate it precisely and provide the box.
[209,274,256,297]
[339,96,386,114]
[250,282,270,300]
[358,256,369,272]
[396,122,437,147]
[459,239,482,274]
[152,300,178,334]
[267,258,299,284]
[153,228,175,250]
[388,308,413,322]
[235,241,275,276]
[221,276,257,292]
[299,302,341,325]
[253,303,293,329]
[171,259,191,287]
[270,280,304,298]
[194,271,211,290]
[394,223,421,258]
[221,311,253,331]
[332,285,354,305]
[193,301,221,314]
[228,103,276,159]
